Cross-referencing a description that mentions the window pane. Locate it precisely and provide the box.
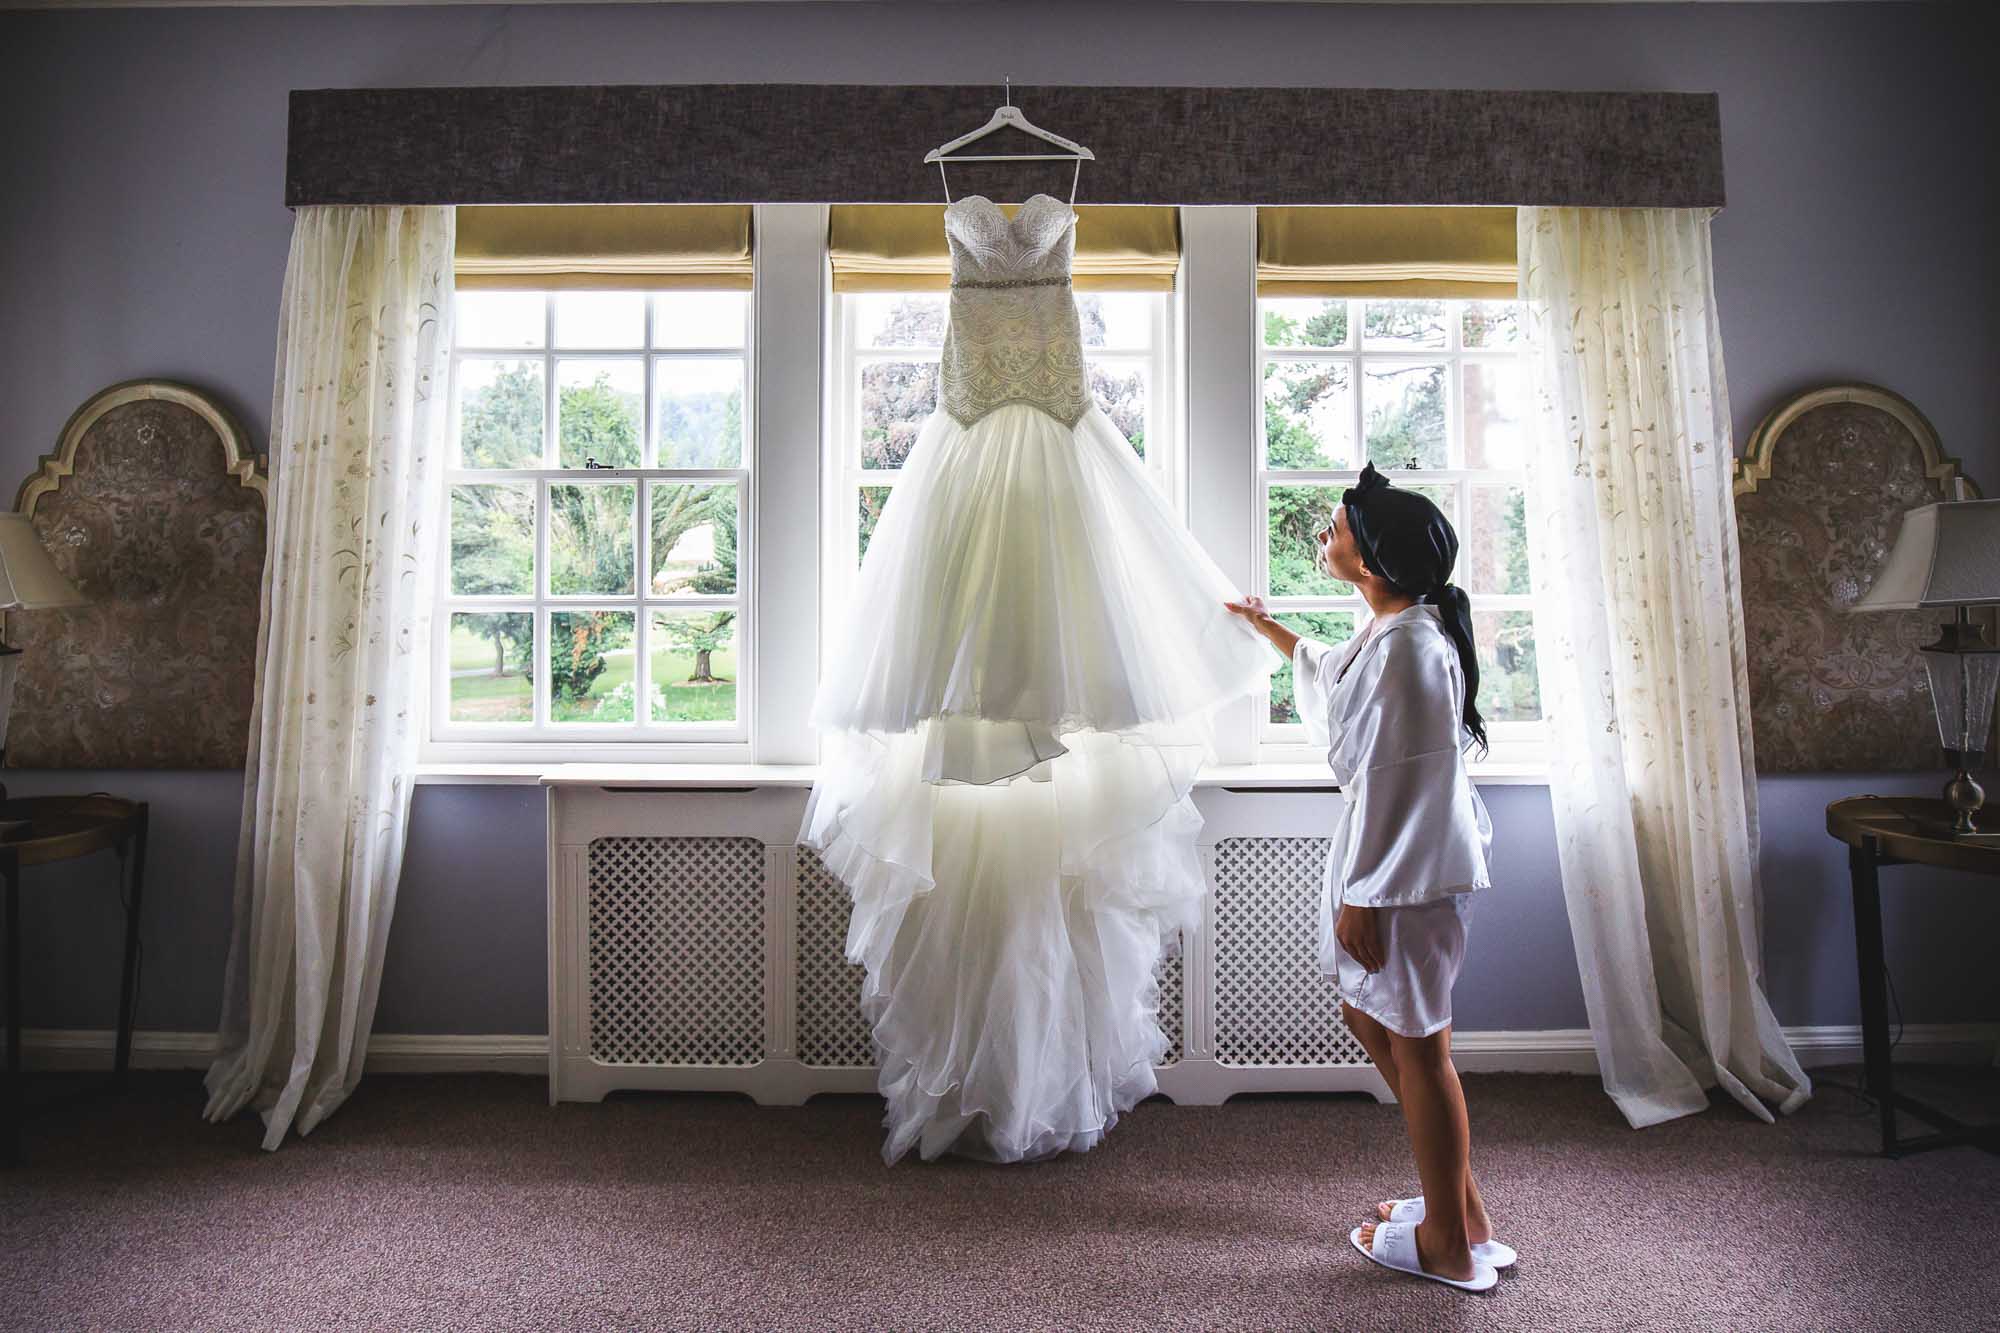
[449,483,534,596]
[1462,302,1523,349]
[854,293,948,348]
[1475,609,1541,722]
[1077,294,1153,349]
[654,291,747,349]
[549,483,636,596]
[650,610,739,723]
[1268,611,1358,725]
[655,358,746,467]
[548,610,635,723]
[456,292,544,349]
[1263,358,1352,470]
[556,359,643,469]
[1462,360,1528,470]
[553,292,645,349]
[1267,484,1352,597]
[860,360,938,470]
[650,482,737,596]
[859,485,892,564]
[448,612,533,722]
[1262,298,1349,349]
[456,358,544,469]
[1090,362,1148,458]
[1363,300,1447,349]
[1467,486,1531,596]
[1363,361,1447,470]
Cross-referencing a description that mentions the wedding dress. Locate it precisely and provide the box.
[800,193,1275,1163]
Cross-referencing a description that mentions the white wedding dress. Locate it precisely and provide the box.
[801,193,1276,1163]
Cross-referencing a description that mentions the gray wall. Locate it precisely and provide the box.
[4,3,1995,1039]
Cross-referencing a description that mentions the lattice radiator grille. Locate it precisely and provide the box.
[1212,836,1368,1067]
[579,835,1349,1073]
[1155,937,1185,1066]
[587,835,766,1067]
[795,848,875,1068]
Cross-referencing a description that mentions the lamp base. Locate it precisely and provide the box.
[1914,770,2000,845]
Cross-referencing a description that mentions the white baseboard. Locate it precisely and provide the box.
[1450,1028,1600,1075]
[1451,1023,2000,1075]
[19,1023,1996,1079]
[18,1030,547,1077]
[1777,1022,2000,1069]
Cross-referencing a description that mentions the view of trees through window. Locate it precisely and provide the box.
[1260,297,1538,739]
[437,279,1547,761]
[442,290,748,735]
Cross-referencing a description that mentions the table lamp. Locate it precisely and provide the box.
[1,512,89,798]
[1848,499,2000,842]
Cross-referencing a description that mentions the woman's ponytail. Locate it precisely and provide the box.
[1425,583,1487,756]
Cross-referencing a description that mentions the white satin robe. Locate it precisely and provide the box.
[1292,605,1493,979]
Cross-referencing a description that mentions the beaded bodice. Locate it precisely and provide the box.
[940,194,1089,429]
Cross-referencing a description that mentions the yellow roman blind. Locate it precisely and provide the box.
[455,205,754,291]
[1256,207,1517,300]
[828,205,1180,293]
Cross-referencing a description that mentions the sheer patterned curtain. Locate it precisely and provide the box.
[204,206,455,1149]
[1517,208,1810,1128]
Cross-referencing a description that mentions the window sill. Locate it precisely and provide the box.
[414,761,1550,788]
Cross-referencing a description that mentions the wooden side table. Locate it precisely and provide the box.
[1,794,150,1166]
[1826,795,2000,1158]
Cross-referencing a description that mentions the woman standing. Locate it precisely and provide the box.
[1225,463,1509,1293]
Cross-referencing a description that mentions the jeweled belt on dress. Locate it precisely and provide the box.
[951,276,1072,290]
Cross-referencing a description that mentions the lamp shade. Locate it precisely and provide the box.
[0,512,87,610]
[1849,500,2000,611]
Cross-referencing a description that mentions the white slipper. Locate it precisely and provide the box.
[1378,1196,1518,1269]
[1349,1223,1497,1293]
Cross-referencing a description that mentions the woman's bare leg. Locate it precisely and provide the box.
[1342,1001,1403,1099]
[1342,1006,1491,1244]
[1353,1024,1478,1280]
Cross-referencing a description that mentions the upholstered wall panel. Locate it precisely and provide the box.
[6,381,267,770]
[1734,385,1982,773]
[287,84,1723,209]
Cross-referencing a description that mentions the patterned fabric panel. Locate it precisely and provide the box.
[10,397,265,768]
[1736,401,1964,772]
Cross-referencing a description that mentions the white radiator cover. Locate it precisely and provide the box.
[547,784,1387,1106]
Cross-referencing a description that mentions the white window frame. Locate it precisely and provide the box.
[416,209,1545,779]
[1252,296,1548,772]
[822,286,1184,664]
[426,288,757,764]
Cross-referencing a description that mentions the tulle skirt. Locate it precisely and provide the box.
[801,401,1276,1163]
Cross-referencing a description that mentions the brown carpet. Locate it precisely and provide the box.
[3,1068,1996,1332]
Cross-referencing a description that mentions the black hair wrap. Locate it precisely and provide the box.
[1342,463,1488,754]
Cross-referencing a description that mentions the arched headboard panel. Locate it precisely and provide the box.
[1733,383,1983,773]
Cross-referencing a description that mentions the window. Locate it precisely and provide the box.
[436,289,752,748]
[826,287,1178,593]
[424,215,1541,774]
[1256,296,1542,761]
